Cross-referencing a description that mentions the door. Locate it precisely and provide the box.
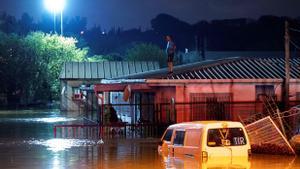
[191,93,232,121]
[172,130,186,156]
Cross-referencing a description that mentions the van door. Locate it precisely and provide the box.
[206,128,248,158]
[170,130,185,156]
[184,129,202,157]
[159,129,173,152]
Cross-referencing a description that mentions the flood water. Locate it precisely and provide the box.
[0,109,300,169]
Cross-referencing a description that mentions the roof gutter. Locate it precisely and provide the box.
[146,79,285,86]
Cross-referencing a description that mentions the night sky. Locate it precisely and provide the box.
[0,0,300,30]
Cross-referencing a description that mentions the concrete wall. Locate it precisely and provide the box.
[151,80,300,123]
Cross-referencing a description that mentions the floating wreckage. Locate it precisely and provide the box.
[240,96,300,155]
[245,116,295,155]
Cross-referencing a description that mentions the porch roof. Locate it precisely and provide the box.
[94,83,152,92]
[60,61,160,80]
[113,57,300,80]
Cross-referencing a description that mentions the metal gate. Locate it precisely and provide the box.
[190,93,232,121]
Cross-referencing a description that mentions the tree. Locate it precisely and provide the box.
[0,12,18,33]
[18,13,36,35]
[64,16,87,36]
[24,32,88,100]
[0,31,88,107]
[86,55,107,62]
[0,32,39,106]
[125,43,165,66]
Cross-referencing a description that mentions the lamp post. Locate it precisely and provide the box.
[44,0,66,36]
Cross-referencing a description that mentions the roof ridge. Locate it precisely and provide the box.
[110,57,300,80]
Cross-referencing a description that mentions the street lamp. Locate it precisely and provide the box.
[44,0,66,36]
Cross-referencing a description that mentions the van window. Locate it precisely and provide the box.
[185,130,202,147]
[207,128,246,147]
[163,129,173,141]
[174,131,185,145]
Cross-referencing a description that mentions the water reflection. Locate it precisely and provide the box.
[0,109,300,169]
[160,153,299,169]
[0,109,77,123]
[0,109,80,139]
[27,138,103,152]
[0,117,77,123]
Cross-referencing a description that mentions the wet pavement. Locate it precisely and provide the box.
[0,109,300,169]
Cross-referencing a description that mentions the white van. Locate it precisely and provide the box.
[158,121,251,159]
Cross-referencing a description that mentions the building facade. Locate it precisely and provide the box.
[94,57,300,124]
[60,61,160,112]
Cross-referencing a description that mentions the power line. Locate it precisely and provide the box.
[290,27,300,33]
[290,40,300,50]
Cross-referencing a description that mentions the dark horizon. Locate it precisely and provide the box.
[0,0,300,30]
[0,10,299,32]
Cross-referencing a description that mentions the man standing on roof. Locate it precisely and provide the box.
[165,35,176,74]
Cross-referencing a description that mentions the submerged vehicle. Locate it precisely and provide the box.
[158,121,251,159]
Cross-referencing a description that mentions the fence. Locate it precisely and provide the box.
[54,101,300,139]
[53,123,168,139]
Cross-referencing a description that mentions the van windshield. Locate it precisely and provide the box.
[207,128,246,147]
[163,129,173,141]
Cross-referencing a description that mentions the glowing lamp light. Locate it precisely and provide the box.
[44,0,66,35]
[44,0,66,13]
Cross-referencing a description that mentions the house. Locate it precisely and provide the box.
[94,57,300,124]
[59,61,160,112]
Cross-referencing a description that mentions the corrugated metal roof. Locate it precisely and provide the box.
[113,57,300,80]
[168,57,300,79]
[60,61,160,79]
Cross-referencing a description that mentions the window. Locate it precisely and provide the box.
[185,130,202,147]
[163,129,173,142]
[190,93,232,121]
[207,128,246,147]
[73,87,80,95]
[72,87,82,100]
[173,130,185,145]
[255,85,275,100]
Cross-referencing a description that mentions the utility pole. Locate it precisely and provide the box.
[195,35,200,61]
[195,35,199,52]
[284,21,290,110]
[201,36,206,61]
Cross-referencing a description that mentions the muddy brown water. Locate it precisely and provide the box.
[0,109,299,169]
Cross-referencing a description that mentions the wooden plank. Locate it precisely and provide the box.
[141,61,148,72]
[147,61,154,71]
[85,62,92,79]
[128,61,136,74]
[103,61,111,78]
[65,62,73,78]
[122,62,130,76]
[116,61,123,77]
[78,62,85,79]
[110,62,117,78]
[135,61,142,73]
[91,62,98,79]
[153,62,160,69]
[72,62,79,79]
[98,62,105,78]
